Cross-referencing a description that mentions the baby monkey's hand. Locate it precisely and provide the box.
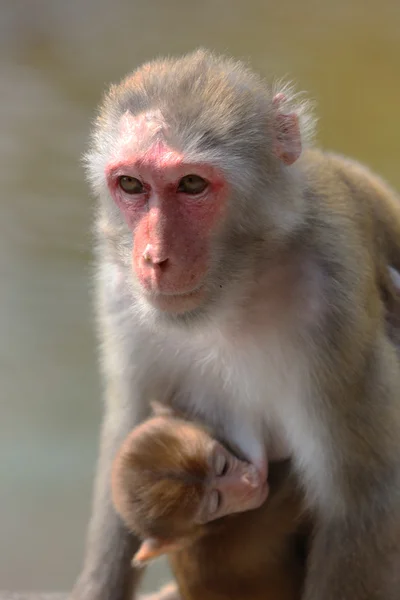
[140,582,180,600]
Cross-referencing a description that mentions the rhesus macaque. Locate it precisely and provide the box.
[111,412,306,600]
[72,49,400,600]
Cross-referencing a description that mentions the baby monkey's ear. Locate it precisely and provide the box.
[132,537,183,567]
[149,401,176,417]
[150,401,188,421]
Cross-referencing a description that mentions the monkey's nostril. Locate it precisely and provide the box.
[142,249,169,270]
[155,258,169,271]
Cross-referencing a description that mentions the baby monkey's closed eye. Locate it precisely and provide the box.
[208,489,222,515]
[214,451,229,477]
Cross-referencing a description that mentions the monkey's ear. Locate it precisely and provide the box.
[150,401,187,421]
[272,93,302,166]
[150,400,175,417]
[132,537,182,566]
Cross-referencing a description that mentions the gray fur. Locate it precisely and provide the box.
[73,50,400,600]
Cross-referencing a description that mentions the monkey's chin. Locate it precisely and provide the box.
[259,479,270,506]
[144,286,206,314]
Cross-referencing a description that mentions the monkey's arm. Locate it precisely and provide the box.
[71,266,151,600]
[71,394,143,600]
[303,334,400,600]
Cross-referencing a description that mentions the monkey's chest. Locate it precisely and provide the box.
[167,326,307,464]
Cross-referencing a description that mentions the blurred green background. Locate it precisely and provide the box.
[0,0,399,592]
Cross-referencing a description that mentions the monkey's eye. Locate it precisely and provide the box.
[208,490,221,515]
[118,176,144,194]
[177,175,208,195]
[214,453,228,477]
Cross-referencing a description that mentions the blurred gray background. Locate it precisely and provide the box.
[0,0,399,592]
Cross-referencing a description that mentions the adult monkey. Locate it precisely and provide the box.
[73,49,400,600]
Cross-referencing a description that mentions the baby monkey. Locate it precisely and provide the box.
[111,408,307,600]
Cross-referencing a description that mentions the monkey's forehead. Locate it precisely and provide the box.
[120,109,166,138]
[114,110,179,163]
[99,51,275,158]
[110,49,271,116]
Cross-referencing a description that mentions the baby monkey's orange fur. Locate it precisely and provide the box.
[111,414,308,600]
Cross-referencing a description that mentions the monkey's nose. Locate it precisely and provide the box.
[143,245,169,269]
[241,465,261,488]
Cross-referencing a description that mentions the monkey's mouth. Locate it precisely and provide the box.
[246,470,270,508]
[238,478,269,513]
[144,285,206,314]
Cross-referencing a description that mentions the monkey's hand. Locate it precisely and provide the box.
[139,582,180,600]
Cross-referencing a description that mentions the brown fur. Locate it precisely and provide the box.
[112,417,210,541]
[171,462,307,600]
[112,416,308,600]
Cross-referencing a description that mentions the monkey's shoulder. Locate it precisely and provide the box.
[301,148,399,205]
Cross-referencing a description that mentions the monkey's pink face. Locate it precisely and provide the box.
[196,442,269,524]
[106,113,229,313]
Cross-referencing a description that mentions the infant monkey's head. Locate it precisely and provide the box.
[111,409,268,565]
